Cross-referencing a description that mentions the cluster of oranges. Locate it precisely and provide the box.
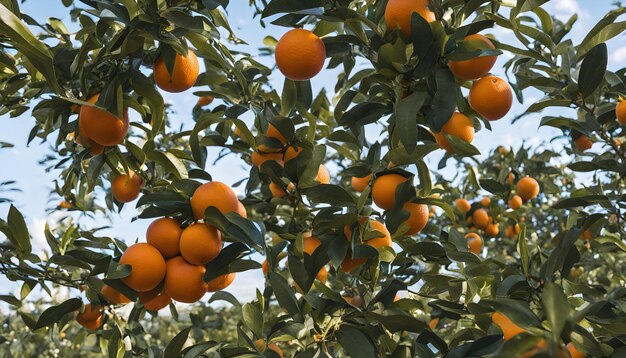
[491,312,585,358]
[453,175,540,253]
[76,181,243,330]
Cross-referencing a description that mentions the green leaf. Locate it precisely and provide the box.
[395,91,426,153]
[261,0,322,18]
[209,291,242,307]
[203,208,264,252]
[34,298,82,329]
[427,68,458,132]
[337,324,377,357]
[242,303,264,338]
[7,204,31,254]
[578,43,607,98]
[130,70,165,135]
[338,102,390,127]
[516,223,529,278]
[0,3,62,94]
[303,184,356,208]
[268,272,300,318]
[479,179,505,194]
[578,12,626,58]
[542,282,571,342]
[164,327,192,357]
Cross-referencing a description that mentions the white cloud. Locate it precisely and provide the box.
[551,0,582,19]
[611,46,626,64]
[30,217,48,256]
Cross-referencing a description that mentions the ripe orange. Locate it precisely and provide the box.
[236,201,247,218]
[262,252,287,275]
[59,200,72,209]
[206,272,236,292]
[251,151,283,167]
[372,173,409,210]
[485,223,499,237]
[120,243,166,292]
[283,146,303,162]
[146,217,182,259]
[316,164,330,184]
[516,176,540,201]
[138,286,171,311]
[433,112,475,153]
[343,295,365,308]
[196,96,213,107]
[315,266,328,283]
[469,76,512,121]
[111,171,143,203]
[75,133,105,156]
[403,202,429,235]
[448,34,497,81]
[616,99,626,125]
[566,342,585,358]
[472,209,489,229]
[580,229,593,241]
[275,29,326,81]
[508,195,522,210]
[153,49,199,93]
[504,225,516,238]
[507,172,515,185]
[100,285,130,305]
[351,173,372,192]
[429,317,439,330]
[190,181,240,219]
[342,220,392,272]
[76,303,103,330]
[480,197,491,207]
[164,256,208,303]
[79,94,129,147]
[455,198,471,213]
[179,223,222,265]
[303,236,321,255]
[266,124,287,144]
[384,0,435,36]
[465,232,483,254]
[269,182,288,198]
[574,135,593,151]
[491,312,526,340]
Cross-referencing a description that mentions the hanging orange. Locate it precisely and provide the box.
[119,243,166,292]
[275,29,326,81]
[433,112,475,153]
[448,34,497,81]
[371,173,409,210]
[153,49,199,93]
[164,256,208,303]
[179,223,222,265]
[190,181,240,219]
[79,94,129,147]
[384,0,435,36]
[469,76,513,121]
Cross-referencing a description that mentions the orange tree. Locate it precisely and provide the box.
[0,0,625,357]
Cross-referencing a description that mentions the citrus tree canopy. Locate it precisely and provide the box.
[0,0,624,357]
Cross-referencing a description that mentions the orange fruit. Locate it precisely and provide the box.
[79,94,129,147]
[372,173,409,210]
[351,173,372,192]
[316,266,328,283]
[236,201,247,218]
[266,123,287,144]
[342,220,392,272]
[507,172,515,185]
[153,49,199,93]
[580,229,593,241]
[472,209,489,229]
[384,0,435,36]
[469,76,512,121]
[433,112,475,153]
[516,176,540,201]
[120,243,166,292]
[76,303,103,330]
[616,99,626,125]
[262,252,287,275]
[275,29,326,81]
[283,146,303,162]
[480,197,491,207]
[403,202,429,235]
[343,295,365,307]
[455,198,471,213]
[251,151,283,167]
[75,133,105,156]
[179,223,222,265]
[196,96,213,107]
[508,195,522,210]
[190,181,239,219]
[485,223,499,237]
[465,232,483,254]
[316,164,330,184]
[504,225,515,238]
[146,217,182,259]
[448,34,497,81]
[574,135,593,151]
[138,286,171,311]
[269,182,288,198]
[491,311,526,340]
[59,201,72,209]
[429,317,439,330]
[567,342,585,358]
[268,343,284,358]
[111,171,143,203]
[206,272,236,292]
[100,285,130,305]
[303,236,321,255]
[164,256,208,303]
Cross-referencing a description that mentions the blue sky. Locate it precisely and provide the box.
[0,0,624,305]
